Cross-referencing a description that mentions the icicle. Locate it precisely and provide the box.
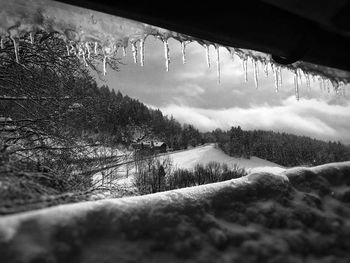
[94,42,98,55]
[77,44,83,58]
[337,81,344,96]
[122,46,127,57]
[205,45,211,68]
[242,57,248,82]
[103,55,107,76]
[29,32,34,44]
[322,78,326,92]
[0,37,4,49]
[305,73,311,91]
[326,79,331,93]
[131,41,138,64]
[294,70,300,100]
[81,47,88,67]
[278,66,282,89]
[333,82,340,95]
[139,38,145,66]
[273,66,279,92]
[230,48,235,62]
[215,45,220,84]
[263,60,269,77]
[244,58,248,82]
[181,41,186,64]
[163,38,170,72]
[85,42,91,59]
[10,36,19,63]
[318,77,323,91]
[335,86,339,95]
[253,59,258,89]
[298,68,303,84]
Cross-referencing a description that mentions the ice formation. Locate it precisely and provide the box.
[253,59,258,89]
[163,38,170,72]
[205,44,211,68]
[242,57,248,82]
[215,45,221,84]
[94,42,98,55]
[273,65,280,92]
[230,48,235,62]
[103,56,107,76]
[131,41,138,64]
[85,42,91,59]
[0,0,349,99]
[139,37,145,66]
[181,41,187,64]
[278,66,282,89]
[263,60,269,77]
[294,70,300,100]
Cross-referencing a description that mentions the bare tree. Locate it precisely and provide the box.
[0,31,124,205]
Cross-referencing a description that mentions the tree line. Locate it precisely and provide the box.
[205,126,350,167]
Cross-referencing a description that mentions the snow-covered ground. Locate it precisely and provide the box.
[1,161,350,263]
[92,143,283,193]
[92,143,284,194]
[165,143,283,172]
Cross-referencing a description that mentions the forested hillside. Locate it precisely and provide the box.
[62,83,203,149]
[206,127,350,167]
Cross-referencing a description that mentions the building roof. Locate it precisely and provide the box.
[153,142,166,147]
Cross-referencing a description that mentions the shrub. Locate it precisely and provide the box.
[135,160,247,194]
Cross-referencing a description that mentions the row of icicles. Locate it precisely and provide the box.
[1,33,346,100]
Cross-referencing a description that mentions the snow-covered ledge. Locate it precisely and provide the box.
[0,162,349,262]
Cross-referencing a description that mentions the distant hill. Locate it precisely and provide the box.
[206,126,350,167]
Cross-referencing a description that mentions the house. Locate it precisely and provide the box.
[153,141,167,153]
[131,140,167,153]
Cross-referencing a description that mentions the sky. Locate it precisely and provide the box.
[96,36,350,144]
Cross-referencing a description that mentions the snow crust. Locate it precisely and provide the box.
[1,161,350,262]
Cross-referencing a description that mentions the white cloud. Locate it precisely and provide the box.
[175,83,205,97]
[160,97,350,143]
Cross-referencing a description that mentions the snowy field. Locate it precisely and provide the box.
[1,161,350,262]
[165,143,284,172]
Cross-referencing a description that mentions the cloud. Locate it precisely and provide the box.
[160,97,350,143]
[174,83,205,97]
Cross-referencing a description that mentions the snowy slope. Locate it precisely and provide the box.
[165,143,283,172]
[92,144,283,191]
[1,161,350,263]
